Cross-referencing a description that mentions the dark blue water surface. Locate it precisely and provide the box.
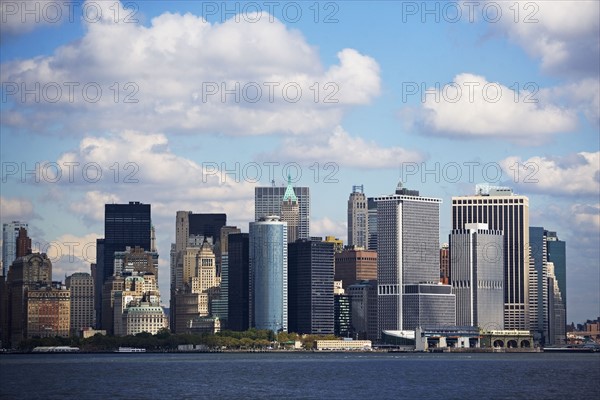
[1,352,599,399]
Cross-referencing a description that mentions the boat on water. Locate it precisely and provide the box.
[116,347,146,353]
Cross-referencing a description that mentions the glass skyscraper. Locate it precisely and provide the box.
[249,216,287,333]
[2,221,28,277]
[97,202,151,328]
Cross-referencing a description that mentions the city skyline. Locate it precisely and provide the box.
[0,0,598,326]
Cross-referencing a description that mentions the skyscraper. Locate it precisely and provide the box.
[212,226,241,324]
[249,216,287,333]
[367,198,378,251]
[334,248,377,289]
[452,185,530,330]
[439,243,449,284]
[375,183,441,335]
[547,231,566,322]
[65,272,95,335]
[348,185,369,249]
[5,253,52,346]
[281,176,300,243]
[2,221,28,277]
[171,211,226,332]
[288,239,334,335]
[227,233,250,331]
[255,185,309,239]
[97,202,151,329]
[529,227,567,345]
[450,223,504,330]
[402,283,456,330]
[347,280,378,341]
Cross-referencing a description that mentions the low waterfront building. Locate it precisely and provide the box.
[314,339,372,351]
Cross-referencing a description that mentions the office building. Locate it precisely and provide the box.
[375,183,441,335]
[26,283,70,338]
[97,202,151,328]
[288,240,334,335]
[367,198,378,251]
[450,223,504,330]
[530,227,567,345]
[334,290,351,337]
[348,185,369,249]
[334,248,377,289]
[113,246,158,277]
[170,211,226,332]
[347,280,378,341]
[66,272,95,335]
[452,185,530,330]
[402,283,456,330]
[547,262,566,345]
[250,216,287,333]
[227,233,250,331]
[212,226,241,324]
[5,253,52,346]
[439,243,449,284]
[15,228,32,259]
[255,185,309,239]
[547,232,566,322]
[2,221,28,277]
[281,176,300,243]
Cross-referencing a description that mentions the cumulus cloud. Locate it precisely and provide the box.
[56,130,256,223]
[270,126,424,168]
[1,2,380,136]
[500,152,599,196]
[490,1,600,79]
[32,233,101,278]
[401,73,578,143]
[311,217,347,243]
[0,196,37,222]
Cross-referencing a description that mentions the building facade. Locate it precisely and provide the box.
[227,233,250,331]
[450,223,504,330]
[375,184,441,336]
[2,221,28,277]
[250,216,288,333]
[26,284,70,338]
[255,185,309,239]
[97,202,151,328]
[402,284,456,331]
[452,185,530,330]
[65,272,95,335]
[367,198,378,251]
[348,185,369,249]
[347,280,378,342]
[334,248,377,289]
[288,240,335,335]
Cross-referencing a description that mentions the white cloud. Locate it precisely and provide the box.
[402,73,578,143]
[311,217,347,243]
[1,4,380,137]
[272,126,424,168]
[0,196,36,222]
[491,1,599,78]
[69,191,121,223]
[500,152,599,196]
[33,233,101,279]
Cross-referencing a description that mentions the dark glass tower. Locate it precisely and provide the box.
[227,233,250,331]
[188,213,226,240]
[288,240,334,335]
[97,202,151,328]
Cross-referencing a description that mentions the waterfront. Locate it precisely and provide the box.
[1,352,599,399]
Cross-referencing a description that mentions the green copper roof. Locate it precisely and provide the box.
[282,175,298,203]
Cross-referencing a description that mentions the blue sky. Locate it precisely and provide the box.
[1,0,598,323]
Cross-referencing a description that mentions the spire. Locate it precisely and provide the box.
[282,174,298,203]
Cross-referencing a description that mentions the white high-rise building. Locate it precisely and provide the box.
[450,223,504,330]
[452,185,530,330]
[375,183,442,336]
[66,272,95,335]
